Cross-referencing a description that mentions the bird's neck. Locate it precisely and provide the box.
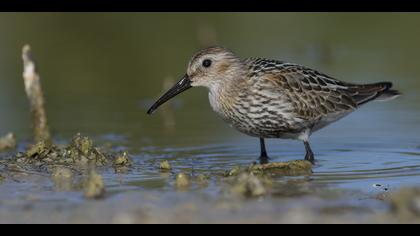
[207,74,246,117]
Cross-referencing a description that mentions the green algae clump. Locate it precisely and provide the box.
[222,160,312,198]
[7,133,131,174]
[75,135,93,156]
[159,160,172,171]
[224,160,312,178]
[113,151,131,167]
[25,140,52,158]
[113,151,132,173]
[65,133,108,167]
[248,160,313,176]
[175,173,191,189]
[224,165,242,177]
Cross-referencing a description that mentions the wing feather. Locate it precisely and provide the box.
[253,63,357,122]
[245,58,398,130]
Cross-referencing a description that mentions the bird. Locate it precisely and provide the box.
[147,46,400,164]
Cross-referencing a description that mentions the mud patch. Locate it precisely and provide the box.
[225,160,313,177]
[7,133,130,172]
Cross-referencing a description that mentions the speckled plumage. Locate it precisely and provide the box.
[148,46,400,163]
[207,53,397,141]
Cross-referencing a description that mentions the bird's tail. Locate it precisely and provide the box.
[348,82,401,106]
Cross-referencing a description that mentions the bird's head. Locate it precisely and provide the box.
[147,46,242,114]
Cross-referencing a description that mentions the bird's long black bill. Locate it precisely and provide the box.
[147,75,192,114]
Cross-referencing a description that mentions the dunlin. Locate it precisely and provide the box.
[147,46,400,164]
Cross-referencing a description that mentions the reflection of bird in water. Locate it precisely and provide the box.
[148,46,400,164]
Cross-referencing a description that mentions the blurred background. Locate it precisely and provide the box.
[0,13,419,149]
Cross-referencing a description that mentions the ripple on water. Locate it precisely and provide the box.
[136,140,420,194]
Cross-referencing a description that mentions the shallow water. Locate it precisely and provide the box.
[1,13,420,223]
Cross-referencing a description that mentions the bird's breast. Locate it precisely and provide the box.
[208,87,223,115]
[208,87,305,138]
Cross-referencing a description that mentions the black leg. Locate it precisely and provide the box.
[259,138,269,164]
[304,141,315,164]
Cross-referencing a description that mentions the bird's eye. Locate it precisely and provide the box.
[202,59,212,68]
